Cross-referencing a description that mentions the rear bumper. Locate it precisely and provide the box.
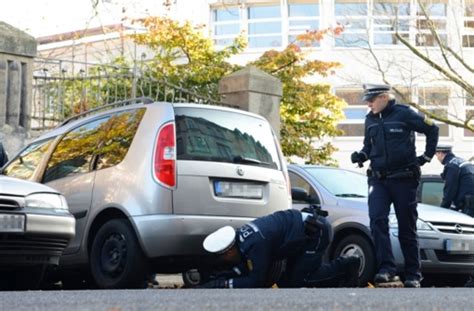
[0,214,75,266]
[132,214,254,258]
[391,230,474,274]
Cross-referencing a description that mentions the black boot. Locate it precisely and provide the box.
[404,279,421,288]
[374,272,403,287]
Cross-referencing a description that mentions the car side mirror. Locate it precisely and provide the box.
[291,187,308,202]
[291,187,320,205]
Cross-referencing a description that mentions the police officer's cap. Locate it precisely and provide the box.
[436,144,453,153]
[362,84,391,101]
[203,226,236,254]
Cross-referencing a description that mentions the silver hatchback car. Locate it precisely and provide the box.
[0,176,75,290]
[2,100,291,289]
[288,165,474,286]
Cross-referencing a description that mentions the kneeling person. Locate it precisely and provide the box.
[198,209,360,288]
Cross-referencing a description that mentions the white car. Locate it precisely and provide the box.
[289,165,474,287]
[0,176,75,290]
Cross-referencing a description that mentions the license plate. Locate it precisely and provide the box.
[0,214,25,232]
[214,181,263,199]
[445,239,472,253]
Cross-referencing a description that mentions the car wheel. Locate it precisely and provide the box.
[90,219,148,289]
[332,235,375,287]
[182,269,211,288]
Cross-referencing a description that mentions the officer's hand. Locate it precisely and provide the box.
[417,155,428,166]
[303,215,319,236]
[351,152,366,164]
[195,278,228,288]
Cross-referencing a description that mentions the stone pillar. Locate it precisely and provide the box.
[218,66,283,138]
[0,22,37,158]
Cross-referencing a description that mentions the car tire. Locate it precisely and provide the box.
[90,219,148,289]
[332,234,375,287]
[182,269,211,288]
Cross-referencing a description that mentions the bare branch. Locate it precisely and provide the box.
[416,0,464,81]
[395,33,474,97]
[444,45,474,73]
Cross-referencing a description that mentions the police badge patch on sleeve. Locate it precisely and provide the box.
[423,115,434,126]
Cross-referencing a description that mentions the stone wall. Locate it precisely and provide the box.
[218,66,282,139]
[0,22,37,158]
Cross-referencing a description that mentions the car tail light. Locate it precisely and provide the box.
[153,122,176,188]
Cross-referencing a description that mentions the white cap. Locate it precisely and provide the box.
[203,226,236,254]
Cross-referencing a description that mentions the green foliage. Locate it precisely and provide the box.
[133,17,245,99]
[249,45,345,164]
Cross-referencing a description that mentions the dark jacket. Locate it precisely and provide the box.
[361,100,439,171]
[230,209,310,288]
[440,153,474,208]
[0,143,8,167]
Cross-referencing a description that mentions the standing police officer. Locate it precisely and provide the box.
[351,84,439,288]
[197,208,360,288]
[435,144,474,287]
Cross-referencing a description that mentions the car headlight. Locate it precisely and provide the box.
[388,214,432,231]
[25,193,68,210]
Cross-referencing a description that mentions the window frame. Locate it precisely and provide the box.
[463,0,474,47]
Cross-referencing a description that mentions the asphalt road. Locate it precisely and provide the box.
[1,288,472,311]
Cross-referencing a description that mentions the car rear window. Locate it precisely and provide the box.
[174,107,280,170]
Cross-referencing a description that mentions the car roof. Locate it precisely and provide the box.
[32,101,268,144]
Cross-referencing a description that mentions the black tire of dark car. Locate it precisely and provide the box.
[90,219,148,289]
[332,234,375,287]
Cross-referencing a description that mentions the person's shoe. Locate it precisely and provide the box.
[341,256,361,287]
[464,276,474,287]
[404,279,421,288]
[374,272,403,288]
[374,272,400,283]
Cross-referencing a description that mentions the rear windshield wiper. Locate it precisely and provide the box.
[335,193,367,198]
[233,155,273,167]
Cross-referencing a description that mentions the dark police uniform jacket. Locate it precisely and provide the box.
[440,153,474,209]
[229,209,312,288]
[361,100,439,172]
[0,143,8,167]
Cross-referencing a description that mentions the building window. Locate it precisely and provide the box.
[335,0,369,47]
[417,87,449,137]
[373,0,411,45]
[463,0,474,47]
[212,7,241,47]
[415,0,448,47]
[288,0,320,47]
[335,88,366,136]
[248,5,282,48]
[465,94,474,137]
